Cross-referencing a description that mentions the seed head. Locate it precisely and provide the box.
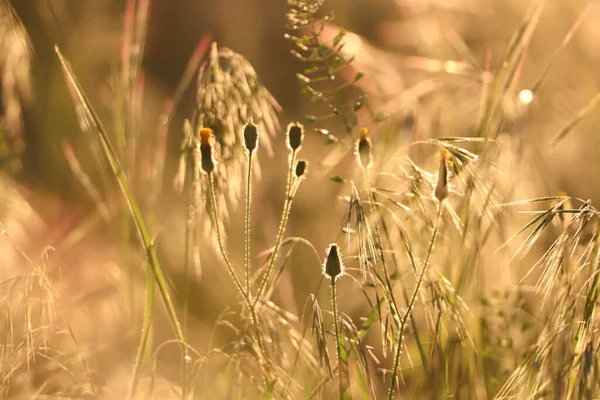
[295,160,307,178]
[324,244,344,280]
[287,122,304,151]
[356,127,372,169]
[198,127,215,173]
[434,148,449,202]
[243,119,259,152]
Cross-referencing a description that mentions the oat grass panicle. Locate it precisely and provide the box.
[195,43,281,245]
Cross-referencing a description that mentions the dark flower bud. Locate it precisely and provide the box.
[295,160,307,177]
[356,127,372,169]
[324,244,344,280]
[287,122,304,151]
[198,128,215,173]
[243,119,258,152]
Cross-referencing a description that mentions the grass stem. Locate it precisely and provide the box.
[245,151,254,296]
[254,150,297,306]
[388,204,443,399]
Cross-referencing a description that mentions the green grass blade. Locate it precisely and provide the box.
[54,47,185,392]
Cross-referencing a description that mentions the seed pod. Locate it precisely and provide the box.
[324,244,344,280]
[198,127,215,173]
[287,122,304,151]
[243,119,259,152]
[295,160,307,178]
[356,127,372,169]
[434,148,449,202]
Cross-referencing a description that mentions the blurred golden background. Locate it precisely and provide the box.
[2,0,600,398]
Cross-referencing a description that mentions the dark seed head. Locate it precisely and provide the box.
[324,244,344,280]
[198,128,215,173]
[295,160,307,177]
[356,127,372,169]
[287,122,304,151]
[243,119,259,152]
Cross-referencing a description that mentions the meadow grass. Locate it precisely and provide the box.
[2,0,600,399]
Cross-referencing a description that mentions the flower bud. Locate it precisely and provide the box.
[198,128,215,173]
[324,244,344,280]
[287,122,304,151]
[356,127,372,169]
[295,160,307,178]
[243,119,258,152]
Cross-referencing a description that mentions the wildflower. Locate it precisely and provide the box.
[324,244,344,280]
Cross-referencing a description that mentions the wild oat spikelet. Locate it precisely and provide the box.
[243,119,259,152]
[295,160,307,178]
[356,127,372,169]
[287,122,304,151]
[434,148,449,202]
[196,42,281,208]
[324,244,344,280]
[198,127,215,173]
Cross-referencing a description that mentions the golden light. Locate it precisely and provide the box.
[518,89,534,105]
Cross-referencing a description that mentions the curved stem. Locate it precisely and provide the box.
[253,150,297,306]
[206,173,269,368]
[388,205,443,400]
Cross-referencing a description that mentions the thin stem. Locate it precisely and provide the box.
[207,173,254,314]
[245,151,254,295]
[362,172,401,326]
[253,150,297,306]
[388,205,443,400]
[130,273,156,399]
[182,160,198,400]
[331,279,342,398]
[331,279,350,399]
[206,172,272,378]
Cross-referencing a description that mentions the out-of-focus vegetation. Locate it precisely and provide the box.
[2,0,600,398]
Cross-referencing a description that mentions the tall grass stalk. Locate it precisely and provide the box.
[330,278,347,399]
[388,204,443,399]
[253,148,298,305]
[245,150,254,295]
[206,172,270,370]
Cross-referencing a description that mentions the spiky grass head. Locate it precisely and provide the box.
[324,244,344,280]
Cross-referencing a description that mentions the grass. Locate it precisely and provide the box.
[2,0,600,399]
